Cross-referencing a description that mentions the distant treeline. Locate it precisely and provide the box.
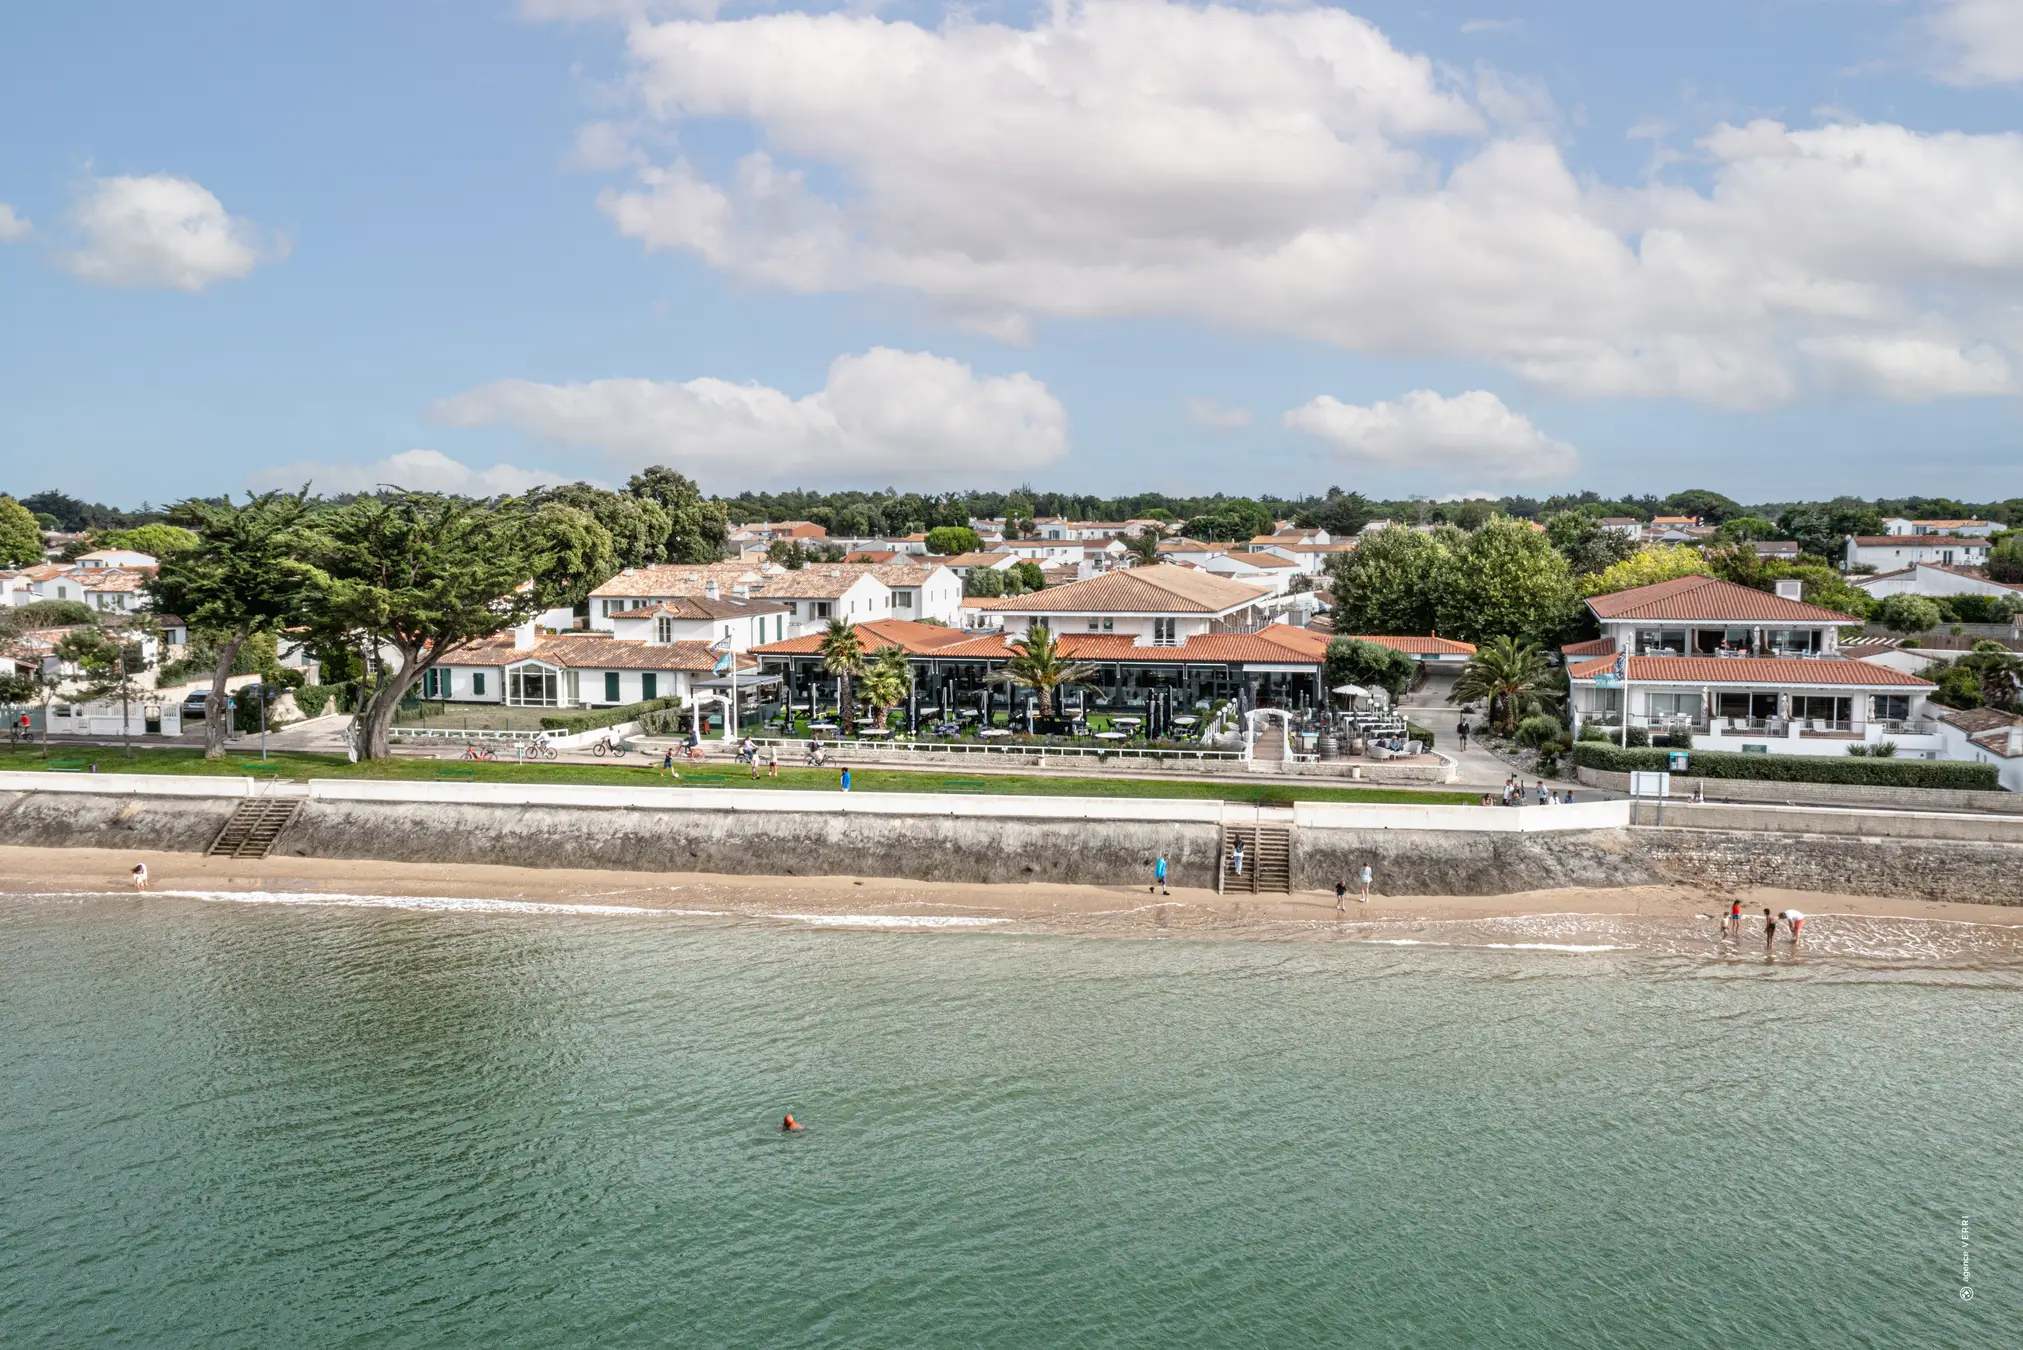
[13,482,2023,541]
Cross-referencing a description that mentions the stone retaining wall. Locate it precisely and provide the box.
[1576,766,2021,815]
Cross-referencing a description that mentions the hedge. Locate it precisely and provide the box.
[1567,742,2001,791]
[539,695,684,735]
[1405,721,1437,749]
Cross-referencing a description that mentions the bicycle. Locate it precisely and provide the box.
[460,744,496,762]
[529,738,559,761]
[590,735,632,758]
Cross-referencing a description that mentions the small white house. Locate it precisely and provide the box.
[73,548,158,570]
[1882,518,1998,538]
[1854,563,2022,603]
[1846,535,1991,571]
[1932,709,2023,791]
[607,591,790,652]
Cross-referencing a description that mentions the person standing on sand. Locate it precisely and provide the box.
[131,863,148,892]
[1359,863,1372,904]
[1764,908,1778,947]
[1728,898,1742,938]
[1335,879,1348,911]
[1153,855,1169,895]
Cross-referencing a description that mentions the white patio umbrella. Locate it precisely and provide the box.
[1331,684,1368,699]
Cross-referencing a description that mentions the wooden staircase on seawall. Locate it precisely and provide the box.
[1216,824,1292,895]
[206,798,302,860]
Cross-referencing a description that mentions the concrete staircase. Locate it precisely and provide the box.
[1217,823,1292,895]
[206,798,301,860]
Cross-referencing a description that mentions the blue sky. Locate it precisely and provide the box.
[2,0,2021,506]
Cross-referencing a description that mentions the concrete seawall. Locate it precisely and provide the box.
[3,772,2019,904]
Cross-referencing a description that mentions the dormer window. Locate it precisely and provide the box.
[656,616,674,644]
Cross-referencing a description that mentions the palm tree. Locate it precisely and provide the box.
[1449,635,1553,734]
[817,618,865,727]
[860,646,912,729]
[1120,527,1163,568]
[988,622,1099,720]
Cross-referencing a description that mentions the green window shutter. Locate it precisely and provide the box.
[473,672,485,696]
[642,673,657,701]
[604,672,621,703]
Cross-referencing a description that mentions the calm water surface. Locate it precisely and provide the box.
[2,891,2016,1348]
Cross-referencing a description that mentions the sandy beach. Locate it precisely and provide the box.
[5,845,2018,935]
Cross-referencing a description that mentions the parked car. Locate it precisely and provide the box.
[180,689,215,721]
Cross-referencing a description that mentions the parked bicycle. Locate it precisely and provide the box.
[461,744,496,762]
[590,735,632,758]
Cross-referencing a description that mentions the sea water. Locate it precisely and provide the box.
[2,892,2016,1348]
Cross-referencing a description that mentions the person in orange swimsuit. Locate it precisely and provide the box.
[781,1114,804,1132]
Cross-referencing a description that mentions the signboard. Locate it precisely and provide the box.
[1629,771,1670,799]
[1740,744,1769,755]
[1667,751,1690,772]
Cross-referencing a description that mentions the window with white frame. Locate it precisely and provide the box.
[1870,694,1910,723]
[656,616,674,644]
[1645,692,1702,722]
[1152,618,1176,646]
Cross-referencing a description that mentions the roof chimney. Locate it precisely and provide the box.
[1774,579,1804,601]
[704,579,720,601]
[2007,724,2023,758]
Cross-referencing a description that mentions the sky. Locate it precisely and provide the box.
[3,0,2022,506]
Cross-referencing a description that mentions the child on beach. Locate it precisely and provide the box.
[1764,907,1778,946]
[1335,879,1347,911]
[130,863,148,892]
[767,746,779,779]
[1154,855,1169,896]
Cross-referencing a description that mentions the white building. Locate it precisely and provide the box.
[1846,535,1991,571]
[608,591,790,652]
[73,548,158,570]
[418,621,757,711]
[1567,575,1941,757]
[1854,563,2022,603]
[983,564,1275,646]
[1881,518,1998,537]
[1932,709,2023,791]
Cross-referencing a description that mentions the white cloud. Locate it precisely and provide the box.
[59,174,280,291]
[1799,335,2014,399]
[430,347,1069,486]
[568,1,2023,407]
[0,203,31,242]
[1929,0,2023,85]
[1284,389,1578,486]
[1183,397,1252,431]
[248,449,570,497]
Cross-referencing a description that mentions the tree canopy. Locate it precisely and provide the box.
[1578,545,1712,598]
[1434,517,1579,644]
[0,496,44,567]
[1324,637,1416,700]
[101,523,200,557]
[1185,497,1274,543]
[925,525,980,556]
[624,466,729,563]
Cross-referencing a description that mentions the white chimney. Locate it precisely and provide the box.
[704,579,720,601]
[2007,724,2022,757]
[1774,579,1804,601]
[512,620,537,651]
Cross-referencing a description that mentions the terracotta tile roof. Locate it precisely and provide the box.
[452,635,757,672]
[82,570,148,592]
[1268,541,1359,553]
[981,564,1269,615]
[590,563,775,598]
[1585,575,1856,623]
[1937,707,2022,736]
[1219,551,1301,569]
[1345,634,1478,655]
[941,551,1014,567]
[751,619,976,657]
[1560,637,1617,657]
[610,595,788,620]
[757,567,885,599]
[866,563,944,586]
[1567,655,1933,687]
[1908,519,1994,529]
[1851,536,1988,548]
[837,626,1329,666]
[842,550,900,564]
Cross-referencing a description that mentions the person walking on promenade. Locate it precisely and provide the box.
[767,745,779,779]
[840,767,852,792]
[1231,839,1245,878]
[1153,854,1169,896]
[1537,780,1549,806]
[1764,907,1778,947]
[1359,863,1372,904]
[1457,721,1469,749]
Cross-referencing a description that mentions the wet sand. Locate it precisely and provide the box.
[5,845,2017,933]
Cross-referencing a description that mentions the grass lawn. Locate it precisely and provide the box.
[0,745,1476,807]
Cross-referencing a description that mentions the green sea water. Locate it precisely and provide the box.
[2,891,2016,1348]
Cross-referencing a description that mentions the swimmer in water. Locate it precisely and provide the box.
[781,1114,804,1132]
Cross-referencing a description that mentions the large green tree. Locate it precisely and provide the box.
[1578,544,1712,598]
[925,525,980,556]
[625,466,729,563]
[1296,488,1373,538]
[299,493,616,759]
[1776,500,1884,561]
[1545,511,1641,578]
[1185,497,1275,543]
[146,492,316,759]
[101,523,201,557]
[0,495,43,567]
[1322,527,1449,636]
[1433,517,1579,644]
[1324,637,1416,700]
[532,483,673,573]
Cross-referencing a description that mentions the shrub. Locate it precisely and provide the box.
[10,598,95,628]
[1405,721,1437,749]
[292,684,335,718]
[1567,742,1999,790]
[1576,721,1610,742]
[1514,714,1562,748]
[539,695,684,735]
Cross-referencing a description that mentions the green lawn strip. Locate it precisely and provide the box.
[0,747,1473,806]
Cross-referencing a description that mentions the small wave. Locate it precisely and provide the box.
[1483,942,1625,953]
[156,890,727,918]
[767,913,1009,929]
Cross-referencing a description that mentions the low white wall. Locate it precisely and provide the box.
[1295,800,1630,833]
[0,770,252,799]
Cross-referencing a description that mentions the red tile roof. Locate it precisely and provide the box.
[805,625,1331,666]
[1851,536,1988,548]
[1344,634,1477,655]
[750,619,976,657]
[1585,575,1855,623]
[982,564,1268,615]
[450,635,759,672]
[1567,655,1932,687]
[1560,637,1617,657]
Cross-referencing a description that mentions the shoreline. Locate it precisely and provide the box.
[7,845,2020,933]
